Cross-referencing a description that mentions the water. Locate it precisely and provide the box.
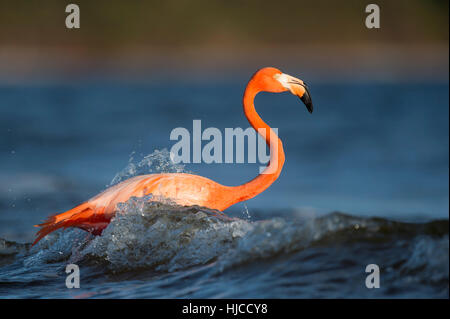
[0,79,448,298]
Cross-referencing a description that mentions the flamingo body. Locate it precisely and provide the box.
[91,173,235,212]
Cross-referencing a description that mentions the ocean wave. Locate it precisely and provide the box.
[399,235,449,284]
[24,196,448,276]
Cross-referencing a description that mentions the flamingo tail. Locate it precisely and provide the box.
[32,202,107,246]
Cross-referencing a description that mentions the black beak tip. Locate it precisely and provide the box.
[306,102,313,114]
[301,94,313,114]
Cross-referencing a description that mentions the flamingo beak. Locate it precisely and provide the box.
[275,73,314,113]
[288,79,313,114]
[300,84,313,114]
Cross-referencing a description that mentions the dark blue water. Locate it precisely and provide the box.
[0,79,448,298]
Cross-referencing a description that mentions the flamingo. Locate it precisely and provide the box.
[33,67,313,245]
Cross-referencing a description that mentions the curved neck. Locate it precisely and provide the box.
[229,79,285,204]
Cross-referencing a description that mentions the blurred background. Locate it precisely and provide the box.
[0,0,448,242]
[0,0,448,82]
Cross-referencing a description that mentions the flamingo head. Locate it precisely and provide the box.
[252,67,313,113]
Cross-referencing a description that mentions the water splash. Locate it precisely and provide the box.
[81,198,250,272]
[109,149,185,187]
[242,203,252,220]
